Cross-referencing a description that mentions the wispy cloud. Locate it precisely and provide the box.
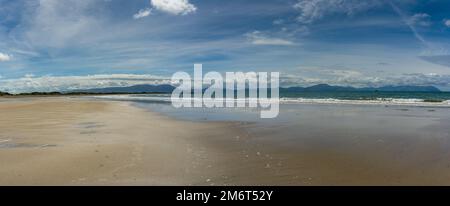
[0,52,11,62]
[133,8,153,19]
[23,0,103,48]
[151,0,197,15]
[445,19,450,27]
[273,19,284,25]
[245,31,295,46]
[408,13,432,27]
[388,1,428,46]
[293,0,381,24]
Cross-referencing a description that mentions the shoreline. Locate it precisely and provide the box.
[91,94,450,108]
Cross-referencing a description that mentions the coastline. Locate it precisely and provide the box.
[91,94,450,108]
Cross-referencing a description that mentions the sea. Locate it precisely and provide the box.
[93,91,450,106]
[90,90,450,122]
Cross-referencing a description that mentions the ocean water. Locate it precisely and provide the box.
[91,91,450,122]
[281,91,450,101]
[280,91,450,107]
[92,91,450,107]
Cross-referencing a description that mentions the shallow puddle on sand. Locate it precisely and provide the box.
[0,139,57,149]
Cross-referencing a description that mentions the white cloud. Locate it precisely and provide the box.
[245,31,295,46]
[445,19,450,27]
[24,74,35,78]
[294,0,381,24]
[133,8,153,19]
[408,13,432,27]
[151,0,197,15]
[0,53,12,62]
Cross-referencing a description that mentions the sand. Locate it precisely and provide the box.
[1,97,450,186]
[0,97,249,185]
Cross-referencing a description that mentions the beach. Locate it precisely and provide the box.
[0,97,248,185]
[1,97,450,185]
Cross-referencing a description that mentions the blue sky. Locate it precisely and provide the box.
[1,0,450,92]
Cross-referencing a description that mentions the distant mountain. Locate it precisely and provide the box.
[71,84,175,94]
[285,84,358,92]
[281,84,441,92]
[66,83,441,94]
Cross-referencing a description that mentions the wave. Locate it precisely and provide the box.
[280,98,450,107]
[91,95,172,103]
[91,95,450,107]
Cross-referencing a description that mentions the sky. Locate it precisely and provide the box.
[1,0,450,93]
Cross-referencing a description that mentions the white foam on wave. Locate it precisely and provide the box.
[92,95,450,107]
[280,97,450,107]
[92,95,274,105]
[92,95,172,102]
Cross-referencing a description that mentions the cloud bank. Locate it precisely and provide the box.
[0,74,171,94]
[281,69,450,90]
[1,71,450,94]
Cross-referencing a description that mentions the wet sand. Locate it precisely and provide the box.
[231,104,450,185]
[1,97,450,185]
[0,97,249,185]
